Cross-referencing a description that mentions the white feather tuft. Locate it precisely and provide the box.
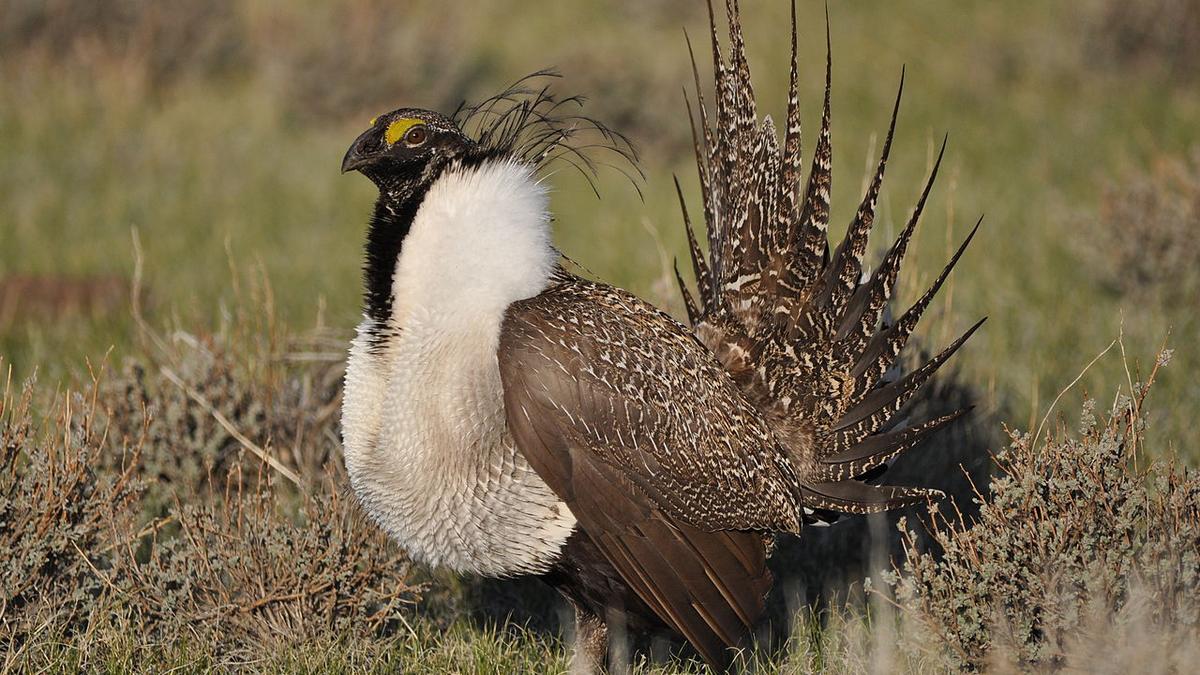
[342,158,576,576]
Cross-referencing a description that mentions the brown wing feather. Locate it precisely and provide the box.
[503,358,770,671]
[499,273,778,669]
[501,272,804,533]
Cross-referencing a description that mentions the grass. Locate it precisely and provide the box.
[2,0,1199,672]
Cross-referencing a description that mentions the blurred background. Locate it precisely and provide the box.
[3,2,1200,669]
[2,0,1198,462]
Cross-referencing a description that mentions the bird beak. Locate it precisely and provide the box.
[341,127,379,174]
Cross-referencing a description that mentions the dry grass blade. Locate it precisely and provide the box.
[1031,336,1117,450]
[159,365,302,487]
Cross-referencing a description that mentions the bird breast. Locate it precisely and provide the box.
[341,158,577,576]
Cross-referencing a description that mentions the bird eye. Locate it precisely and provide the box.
[404,125,428,147]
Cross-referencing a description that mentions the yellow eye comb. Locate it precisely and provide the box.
[385,118,424,146]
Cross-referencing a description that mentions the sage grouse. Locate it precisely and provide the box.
[339,2,979,671]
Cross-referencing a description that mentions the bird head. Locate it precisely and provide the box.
[341,108,476,192]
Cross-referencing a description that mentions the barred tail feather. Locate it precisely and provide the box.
[791,24,833,295]
[834,317,986,452]
[675,174,714,315]
[849,218,981,388]
[823,69,903,319]
[836,136,947,361]
[677,0,980,528]
[821,408,972,483]
[675,260,700,326]
[780,0,804,227]
[799,481,941,516]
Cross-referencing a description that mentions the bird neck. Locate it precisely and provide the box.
[360,158,557,344]
[362,186,423,329]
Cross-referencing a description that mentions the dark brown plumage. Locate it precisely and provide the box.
[502,272,778,667]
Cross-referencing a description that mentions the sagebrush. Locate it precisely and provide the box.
[0,331,420,670]
[1075,147,1200,302]
[890,347,1199,671]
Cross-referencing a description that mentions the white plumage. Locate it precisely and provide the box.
[341,159,577,576]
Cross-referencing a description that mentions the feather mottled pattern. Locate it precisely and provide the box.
[500,271,785,669]
[678,0,981,524]
[501,271,803,533]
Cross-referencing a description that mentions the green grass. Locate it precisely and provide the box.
[7,617,569,674]
[2,594,947,674]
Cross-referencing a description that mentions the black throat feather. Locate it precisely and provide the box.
[362,188,420,343]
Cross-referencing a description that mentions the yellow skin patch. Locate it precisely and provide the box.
[385,118,425,146]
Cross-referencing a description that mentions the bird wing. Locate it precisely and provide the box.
[500,272,803,534]
[498,272,786,668]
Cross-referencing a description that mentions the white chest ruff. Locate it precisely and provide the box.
[341,160,577,576]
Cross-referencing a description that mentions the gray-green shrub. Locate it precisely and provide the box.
[890,349,1199,670]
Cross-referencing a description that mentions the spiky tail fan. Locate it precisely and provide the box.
[676,0,982,526]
